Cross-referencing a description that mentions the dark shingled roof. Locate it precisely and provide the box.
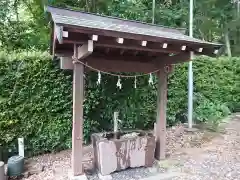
[47,6,221,47]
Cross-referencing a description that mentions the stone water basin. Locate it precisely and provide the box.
[92,131,156,175]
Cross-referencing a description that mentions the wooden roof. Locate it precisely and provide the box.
[47,6,223,73]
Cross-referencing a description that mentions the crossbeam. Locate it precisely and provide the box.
[60,33,219,56]
[58,52,190,71]
[63,38,180,54]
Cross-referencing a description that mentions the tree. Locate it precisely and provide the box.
[0,0,239,56]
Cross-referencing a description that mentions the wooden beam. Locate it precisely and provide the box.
[77,40,94,59]
[155,68,168,160]
[154,53,190,66]
[85,53,189,72]
[91,34,98,41]
[60,29,222,57]
[90,52,154,62]
[63,31,69,38]
[181,45,186,51]
[147,52,155,56]
[63,38,180,54]
[198,47,203,52]
[61,32,213,55]
[97,41,172,53]
[54,42,191,65]
[141,41,147,46]
[59,26,222,57]
[85,56,158,73]
[133,51,139,56]
[63,25,197,47]
[105,48,110,54]
[72,61,84,176]
[120,49,125,55]
[60,57,73,69]
[56,52,190,73]
[116,37,124,44]
[61,37,218,57]
[162,43,168,49]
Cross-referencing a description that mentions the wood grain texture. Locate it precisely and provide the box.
[72,61,84,176]
[155,69,168,160]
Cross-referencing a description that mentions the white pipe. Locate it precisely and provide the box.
[188,0,194,129]
[18,138,24,157]
[189,0,193,38]
[238,1,240,17]
[152,0,155,24]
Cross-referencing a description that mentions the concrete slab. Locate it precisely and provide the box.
[185,127,199,132]
[140,172,185,180]
[68,171,88,180]
[98,173,112,180]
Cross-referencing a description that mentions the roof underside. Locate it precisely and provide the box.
[47,6,223,72]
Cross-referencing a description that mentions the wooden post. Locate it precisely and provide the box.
[155,68,168,160]
[72,61,84,176]
[71,41,93,176]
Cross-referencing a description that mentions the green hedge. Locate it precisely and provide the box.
[0,51,239,155]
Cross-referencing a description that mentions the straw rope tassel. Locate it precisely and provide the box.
[134,76,137,89]
[117,76,122,89]
[97,71,101,85]
[148,73,153,85]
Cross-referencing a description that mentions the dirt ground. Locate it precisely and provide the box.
[10,113,240,180]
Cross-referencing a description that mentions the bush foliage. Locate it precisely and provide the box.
[0,51,239,155]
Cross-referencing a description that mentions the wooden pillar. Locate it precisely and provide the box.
[72,61,84,176]
[155,67,168,160]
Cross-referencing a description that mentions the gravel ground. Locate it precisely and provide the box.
[18,123,190,180]
[15,113,240,180]
[166,114,240,180]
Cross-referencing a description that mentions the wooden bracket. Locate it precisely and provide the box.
[77,40,94,60]
[55,25,63,44]
[55,24,68,44]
